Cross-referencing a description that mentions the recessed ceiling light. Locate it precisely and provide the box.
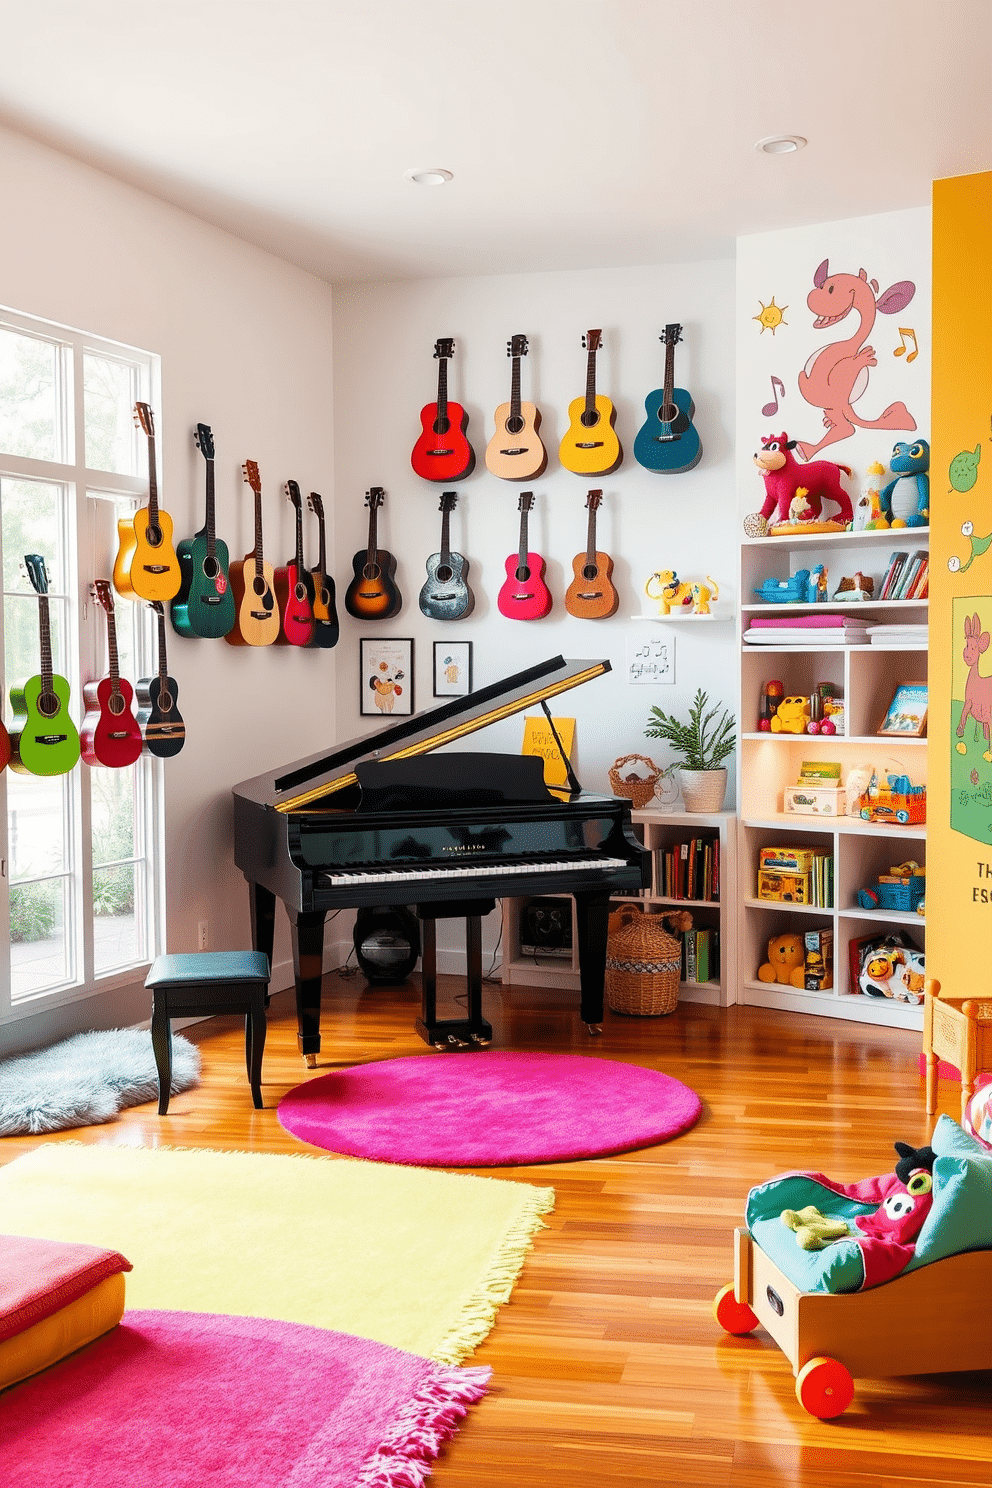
[403,167,453,186]
[755,135,807,155]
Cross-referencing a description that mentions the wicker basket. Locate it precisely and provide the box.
[605,903,690,1017]
[609,754,663,810]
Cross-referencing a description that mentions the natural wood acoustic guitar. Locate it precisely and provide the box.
[485,334,547,480]
[558,330,623,476]
[564,490,619,618]
[226,461,278,646]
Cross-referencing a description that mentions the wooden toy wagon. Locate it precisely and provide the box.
[713,1117,992,1417]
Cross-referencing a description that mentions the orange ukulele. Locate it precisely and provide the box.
[564,490,619,618]
[226,461,278,646]
[113,402,182,602]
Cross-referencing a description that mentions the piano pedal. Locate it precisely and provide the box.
[584,1023,603,1037]
[470,1033,492,1046]
[445,1034,469,1049]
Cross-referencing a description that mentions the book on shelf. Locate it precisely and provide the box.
[879,550,909,601]
[681,927,714,985]
[894,550,927,600]
[906,556,929,600]
[661,836,720,901]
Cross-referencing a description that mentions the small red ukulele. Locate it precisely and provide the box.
[81,580,144,767]
[410,337,475,482]
[272,480,316,646]
[497,492,552,620]
[564,490,619,618]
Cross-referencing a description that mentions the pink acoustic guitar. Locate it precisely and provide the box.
[497,492,551,620]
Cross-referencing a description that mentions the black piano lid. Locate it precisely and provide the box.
[232,655,611,814]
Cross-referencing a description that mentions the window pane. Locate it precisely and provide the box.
[0,328,59,462]
[93,863,140,974]
[92,765,137,866]
[8,774,68,879]
[84,355,136,474]
[1,478,66,593]
[9,877,69,1001]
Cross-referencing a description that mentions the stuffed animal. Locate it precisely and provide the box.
[832,571,874,601]
[854,461,887,530]
[752,433,854,529]
[878,439,929,528]
[855,1142,935,1245]
[781,1205,851,1250]
[757,932,806,987]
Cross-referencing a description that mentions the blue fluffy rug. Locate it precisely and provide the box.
[0,1029,200,1137]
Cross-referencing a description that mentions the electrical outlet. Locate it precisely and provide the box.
[198,921,208,950]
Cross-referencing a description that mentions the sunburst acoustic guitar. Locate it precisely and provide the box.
[411,338,475,482]
[113,401,182,602]
[564,490,619,619]
[419,491,474,621]
[170,423,236,639]
[9,554,81,776]
[136,602,185,758]
[307,492,340,649]
[273,480,316,646]
[226,461,278,646]
[558,329,623,476]
[81,580,143,767]
[497,492,551,620]
[485,333,547,480]
[344,487,401,620]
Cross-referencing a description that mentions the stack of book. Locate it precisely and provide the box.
[743,614,870,646]
[660,836,720,901]
[681,926,719,985]
[878,549,929,601]
[757,844,834,908]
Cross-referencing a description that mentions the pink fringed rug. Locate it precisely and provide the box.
[0,1311,489,1488]
[278,1051,702,1165]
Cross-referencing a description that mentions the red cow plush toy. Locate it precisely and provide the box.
[754,433,854,528]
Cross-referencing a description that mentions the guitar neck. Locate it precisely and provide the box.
[509,356,521,424]
[518,509,529,571]
[367,506,378,568]
[106,606,122,698]
[439,507,451,561]
[253,489,265,579]
[586,505,598,568]
[157,609,169,693]
[146,431,159,524]
[204,458,216,562]
[295,504,305,574]
[436,357,448,422]
[663,339,676,410]
[584,346,598,418]
[316,512,328,581]
[38,594,54,696]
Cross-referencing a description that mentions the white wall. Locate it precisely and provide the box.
[0,125,336,1049]
[332,260,738,965]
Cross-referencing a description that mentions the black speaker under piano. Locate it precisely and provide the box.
[353,905,420,984]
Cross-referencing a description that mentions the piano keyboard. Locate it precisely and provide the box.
[321,855,629,888]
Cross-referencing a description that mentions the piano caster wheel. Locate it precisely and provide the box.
[304,1053,319,1069]
[585,1024,603,1037]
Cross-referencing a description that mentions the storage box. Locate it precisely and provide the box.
[757,869,811,904]
[784,785,846,817]
[803,927,833,990]
[759,845,823,874]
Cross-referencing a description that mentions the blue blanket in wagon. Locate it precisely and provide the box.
[745,1117,992,1294]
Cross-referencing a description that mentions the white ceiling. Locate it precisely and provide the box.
[0,0,988,284]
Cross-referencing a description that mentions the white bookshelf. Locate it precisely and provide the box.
[737,526,928,1030]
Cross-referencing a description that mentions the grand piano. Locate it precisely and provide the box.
[232,655,649,1062]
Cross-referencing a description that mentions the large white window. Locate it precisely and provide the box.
[0,308,163,1021]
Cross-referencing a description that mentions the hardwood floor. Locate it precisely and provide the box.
[3,970,990,1486]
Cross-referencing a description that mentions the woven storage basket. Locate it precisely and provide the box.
[605,903,687,1017]
[609,754,662,810]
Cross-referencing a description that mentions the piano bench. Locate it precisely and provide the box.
[145,951,271,1114]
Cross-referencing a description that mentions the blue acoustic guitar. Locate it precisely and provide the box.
[633,323,702,474]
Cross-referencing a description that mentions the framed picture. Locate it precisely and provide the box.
[360,638,414,717]
[877,680,928,737]
[433,640,473,698]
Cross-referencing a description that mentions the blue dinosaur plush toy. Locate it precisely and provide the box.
[878,439,929,528]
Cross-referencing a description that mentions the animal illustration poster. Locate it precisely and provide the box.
[950,598,992,845]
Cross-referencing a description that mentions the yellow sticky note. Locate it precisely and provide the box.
[521,716,576,787]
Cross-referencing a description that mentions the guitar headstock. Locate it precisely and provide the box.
[23,554,50,595]
[242,460,261,494]
[307,492,325,521]
[586,489,603,510]
[366,486,385,511]
[582,329,602,352]
[439,491,457,512]
[661,324,684,345]
[507,334,528,358]
[518,491,534,513]
[284,480,303,510]
[194,423,215,460]
[91,579,114,614]
[134,401,155,438]
[433,338,455,360]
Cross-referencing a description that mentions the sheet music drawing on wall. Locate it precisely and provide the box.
[626,632,675,685]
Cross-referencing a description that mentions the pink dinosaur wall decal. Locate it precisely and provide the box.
[796,260,917,461]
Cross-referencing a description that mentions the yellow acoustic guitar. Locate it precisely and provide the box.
[113,402,182,602]
[485,333,547,480]
[558,329,623,476]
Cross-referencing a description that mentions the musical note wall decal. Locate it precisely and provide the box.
[894,327,919,363]
[761,375,786,418]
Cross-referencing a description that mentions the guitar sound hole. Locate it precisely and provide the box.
[435,565,453,583]
[108,694,126,717]
[582,565,598,581]
[362,564,382,581]
[514,566,531,582]
[203,556,219,580]
[252,576,269,597]
[294,583,307,602]
[146,525,163,548]
[159,691,173,713]
[38,691,60,718]
[580,410,600,428]
[506,415,524,435]
[657,403,678,424]
[432,415,451,436]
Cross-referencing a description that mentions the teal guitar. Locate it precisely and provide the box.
[9,554,81,776]
[633,323,702,474]
[171,423,236,639]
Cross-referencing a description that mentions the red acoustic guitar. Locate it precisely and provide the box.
[410,337,475,482]
[497,492,552,620]
[81,580,144,767]
[273,480,315,646]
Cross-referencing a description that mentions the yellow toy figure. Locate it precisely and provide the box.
[770,695,811,734]
[758,933,806,987]
[645,570,719,616]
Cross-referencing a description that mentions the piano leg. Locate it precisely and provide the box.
[573,889,610,1034]
[414,900,494,1049]
[288,908,327,1065]
[248,880,276,967]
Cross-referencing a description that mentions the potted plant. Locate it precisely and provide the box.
[644,688,736,812]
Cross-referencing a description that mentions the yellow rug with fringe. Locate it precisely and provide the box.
[0,1143,554,1364]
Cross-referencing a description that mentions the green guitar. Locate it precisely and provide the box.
[170,422,236,639]
[10,554,81,776]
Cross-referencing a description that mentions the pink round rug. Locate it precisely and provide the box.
[277,1051,702,1166]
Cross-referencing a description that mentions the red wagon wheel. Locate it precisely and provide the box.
[796,1355,854,1418]
[712,1283,758,1336]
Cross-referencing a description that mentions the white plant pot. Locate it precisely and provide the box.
[679,768,727,813]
